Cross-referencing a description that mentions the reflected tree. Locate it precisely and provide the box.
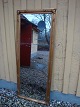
[32,14,51,45]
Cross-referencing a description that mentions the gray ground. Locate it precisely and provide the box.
[0,88,79,107]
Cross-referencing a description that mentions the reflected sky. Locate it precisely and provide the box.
[23,14,40,22]
[23,14,51,30]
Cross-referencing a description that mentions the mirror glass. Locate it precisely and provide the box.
[20,13,51,101]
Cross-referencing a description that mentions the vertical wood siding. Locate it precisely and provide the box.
[71,0,80,95]
[0,0,80,97]
[63,0,80,95]
[63,0,76,94]
[68,0,80,95]
[51,0,68,92]
[0,0,9,81]
[0,22,5,80]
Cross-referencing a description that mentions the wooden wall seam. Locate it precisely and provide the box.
[68,0,78,94]
[3,0,12,81]
[74,0,80,96]
[21,0,26,10]
[0,22,5,79]
[62,0,69,92]
[51,0,69,92]
[0,0,9,81]
[8,0,17,82]
[76,62,80,96]
[26,0,35,10]
[63,0,77,94]
[34,0,42,9]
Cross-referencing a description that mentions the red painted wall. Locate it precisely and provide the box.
[20,24,32,66]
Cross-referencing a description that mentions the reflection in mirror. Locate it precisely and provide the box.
[20,13,51,101]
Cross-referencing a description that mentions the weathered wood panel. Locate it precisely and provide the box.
[3,0,13,81]
[34,0,41,9]
[0,0,9,81]
[13,0,21,39]
[50,0,57,9]
[63,0,76,94]
[42,0,50,9]
[8,0,17,82]
[75,0,80,96]
[68,0,80,95]
[77,70,80,96]
[26,0,35,9]
[21,0,26,10]
[0,0,5,80]
[51,0,68,92]
[0,24,5,80]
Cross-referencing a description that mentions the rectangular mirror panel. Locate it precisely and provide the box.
[20,13,51,101]
[16,9,56,104]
